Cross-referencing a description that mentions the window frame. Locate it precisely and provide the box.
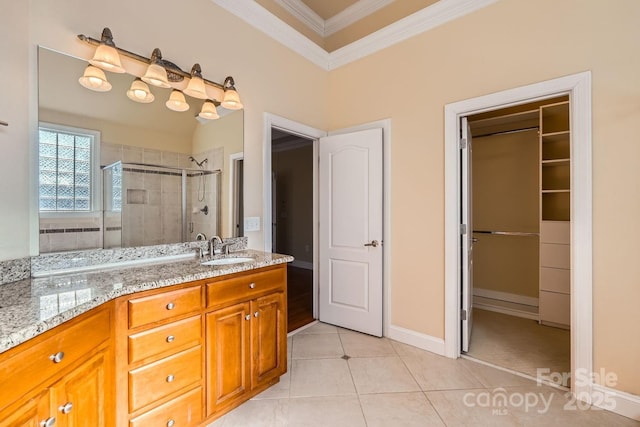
[38,122,102,218]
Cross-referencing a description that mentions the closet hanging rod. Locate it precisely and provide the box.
[473,230,539,237]
[473,126,539,138]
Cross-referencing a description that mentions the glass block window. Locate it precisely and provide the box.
[39,125,96,212]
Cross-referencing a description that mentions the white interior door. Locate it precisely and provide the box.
[461,117,474,352]
[319,128,383,337]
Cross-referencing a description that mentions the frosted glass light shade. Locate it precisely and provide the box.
[198,100,219,120]
[221,88,243,110]
[184,76,208,99]
[89,44,125,73]
[166,90,189,112]
[126,78,155,103]
[78,65,112,92]
[142,63,170,88]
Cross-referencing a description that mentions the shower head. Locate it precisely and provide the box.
[189,156,208,168]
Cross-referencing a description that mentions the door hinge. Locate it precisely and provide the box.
[460,224,467,235]
[461,309,467,321]
[459,138,467,150]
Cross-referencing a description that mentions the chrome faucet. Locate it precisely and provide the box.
[209,236,222,255]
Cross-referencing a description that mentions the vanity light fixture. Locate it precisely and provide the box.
[141,49,171,88]
[78,65,112,92]
[166,90,190,112]
[126,78,155,103]
[221,76,243,110]
[77,28,244,115]
[88,28,125,73]
[198,100,220,120]
[183,64,208,99]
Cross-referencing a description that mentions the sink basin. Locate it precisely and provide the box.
[201,257,254,266]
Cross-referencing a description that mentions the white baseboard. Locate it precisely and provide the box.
[474,297,539,321]
[474,287,539,307]
[388,325,445,356]
[591,384,640,421]
[290,260,313,270]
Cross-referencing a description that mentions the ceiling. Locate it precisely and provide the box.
[255,0,441,52]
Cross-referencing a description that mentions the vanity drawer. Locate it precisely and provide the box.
[539,291,570,327]
[129,346,202,412]
[0,306,110,409]
[129,286,202,329]
[129,386,202,427]
[206,267,285,308]
[128,315,202,364]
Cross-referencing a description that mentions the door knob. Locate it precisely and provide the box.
[364,240,379,247]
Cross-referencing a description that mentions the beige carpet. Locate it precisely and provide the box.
[466,308,570,385]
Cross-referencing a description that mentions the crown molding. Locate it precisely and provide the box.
[328,0,498,69]
[324,0,394,36]
[274,0,325,36]
[213,0,329,69]
[212,0,498,71]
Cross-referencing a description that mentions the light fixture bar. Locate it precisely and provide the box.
[77,33,225,90]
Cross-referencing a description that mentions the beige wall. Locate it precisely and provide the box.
[472,130,539,298]
[327,0,640,395]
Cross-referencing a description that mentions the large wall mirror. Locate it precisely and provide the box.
[37,47,244,254]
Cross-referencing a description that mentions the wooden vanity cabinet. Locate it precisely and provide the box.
[0,304,114,427]
[115,283,204,427]
[205,265,287,418]
[115,263,288,426]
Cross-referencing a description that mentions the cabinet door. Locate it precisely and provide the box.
[52,349,111,427]
[251,292,287,388]
[206,301,251,416]
[0,389,50,427]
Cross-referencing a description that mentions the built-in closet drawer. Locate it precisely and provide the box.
[539,291,570,326]
[540,243,570,269]
[540,221,570,244]
[540,267,570,294]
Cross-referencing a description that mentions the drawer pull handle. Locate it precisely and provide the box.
[166,302,175,310]
[166,335,175,343]
[254,311,260,318]
[249,283,256,289]
[167,419,176,427]
[49,351,65,363]
[40,417,56,427]
[59,402,73,414]
[245,314,251,321]
[166,374,175,383]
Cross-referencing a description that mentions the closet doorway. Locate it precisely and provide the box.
[464,96,571,385]
[271,128,315,332]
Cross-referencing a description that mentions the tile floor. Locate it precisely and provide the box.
[210,322,638,427]
[466,308,570,384]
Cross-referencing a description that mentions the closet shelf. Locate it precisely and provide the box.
[542,189,570,193]
[542,158,570,164]
[541,130,570,138]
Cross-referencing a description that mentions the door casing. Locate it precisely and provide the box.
[263,114,392,335]
[444,72,592,399]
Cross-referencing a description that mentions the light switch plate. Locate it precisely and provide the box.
[244,217,260,232]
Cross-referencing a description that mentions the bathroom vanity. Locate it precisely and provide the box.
[0,250,291,427]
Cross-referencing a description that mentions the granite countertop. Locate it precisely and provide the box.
[0,250,293,354]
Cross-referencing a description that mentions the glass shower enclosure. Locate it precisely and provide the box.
[102,161,220,248]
